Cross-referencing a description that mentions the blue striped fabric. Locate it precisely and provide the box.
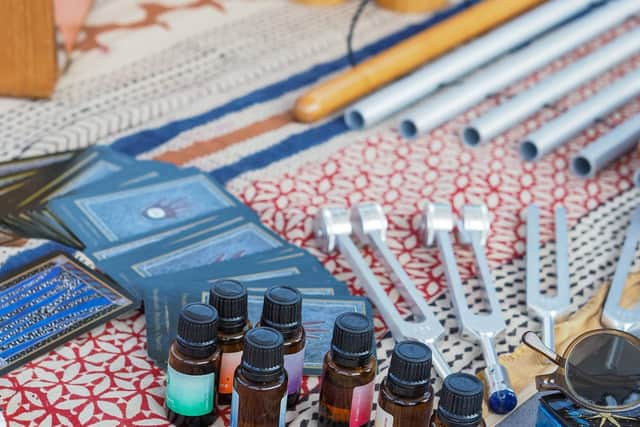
[211,116,346,184]
[111,0,478,159]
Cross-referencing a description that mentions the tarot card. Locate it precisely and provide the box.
[244,274,349,296]
[0,151,77,178]
[247,293,372,374]
[48,173,240,248]
[143,286,369,374]
[87,208,257,262]
[97,216,284,287]
[133,249,332,294]
[1,148,136,246]
[12,146,134,211]
[0,253,136,376]
[0,229,22,246]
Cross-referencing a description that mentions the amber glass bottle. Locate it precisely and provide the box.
[430,373,485,427]
[209,279,251,405]
[256,286,305,408]
[166,303,221,427]
[318,312,376,427]
[374,340,434,427]
[230,327,288,427]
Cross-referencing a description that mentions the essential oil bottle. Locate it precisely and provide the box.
[166,303,221,427]
[430,373,485,427]
[230,327,288,427]
[318,312,376,427]
[256,285,305,408]
[209,279,251,405]
[375,340,434,427]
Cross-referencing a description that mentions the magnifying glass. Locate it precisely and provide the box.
[523,329,640,412]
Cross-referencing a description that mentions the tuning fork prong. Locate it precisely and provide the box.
[422,202,516,414]
[314,206,452,379]
[526,205,572,350]
[602,205,640,335]
[349,202,450,378]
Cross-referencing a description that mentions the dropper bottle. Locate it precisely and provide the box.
[256,285,305,408]
[209,279,251,405]
[430,373,485,427]
[165,302,221,427]
[375,340,434,426]
[318,312,376,427]
[230,327,288,427]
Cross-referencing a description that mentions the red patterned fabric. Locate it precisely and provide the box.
[3,17,640,427]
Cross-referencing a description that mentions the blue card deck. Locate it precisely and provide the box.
[0,147,361,377]
[0,253,137,376]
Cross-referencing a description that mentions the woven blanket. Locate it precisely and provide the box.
[1,1,639,426]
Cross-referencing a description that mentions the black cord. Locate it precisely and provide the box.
[347,0,371,67]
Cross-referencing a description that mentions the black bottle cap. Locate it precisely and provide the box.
[209,280,248,333]
[387,340,432,398]
[437,373,484,427]
[240,327,285,382]
[330,312,374,368]
[260,286,303,334]
[175,303,218,358]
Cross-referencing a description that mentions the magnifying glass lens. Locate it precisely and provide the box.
[566,332,640,410]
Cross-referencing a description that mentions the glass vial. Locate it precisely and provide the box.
[166,303,221,427]
[230,327,288,427]
[374,340,434,427]
[430,373,485,427]
[209,279,251,405]
[318,312,376,427]
[256,286,305,408]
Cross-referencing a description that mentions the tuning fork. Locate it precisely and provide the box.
[526,205,571,350]
[421,203,516,414]
[602,205,640,336]
[314,203,451,379]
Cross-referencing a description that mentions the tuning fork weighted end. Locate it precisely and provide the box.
[421,202,517,414]
[314,204,452,379]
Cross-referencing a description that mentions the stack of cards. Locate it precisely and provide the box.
[0,147,372,375]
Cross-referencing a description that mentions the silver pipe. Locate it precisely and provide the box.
[462,28,640,147]
[520,68,640,161]
[343,0,594,129]
[464,29,640,147]
[635,170,640,187]
[399,0,640,139]
[571,113,640,178]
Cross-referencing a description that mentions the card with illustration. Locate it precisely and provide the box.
[133,249,331,294]
[0,253,136,376]
[48,173,240,248]
[97,216,284,289]
[0,151,77,178]
[87,208,257,262]
[247,293,372,374]
[243,273,349,296]
[143,285,368,374]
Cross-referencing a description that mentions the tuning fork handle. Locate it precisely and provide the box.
[336,234,452,378]
[368,232,432,323]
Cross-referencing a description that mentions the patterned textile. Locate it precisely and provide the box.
[0,1,639,426]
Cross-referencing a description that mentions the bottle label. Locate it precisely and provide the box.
[284,348,305,395]
[350,380,375,427]
[230,388,287,427]
[374,405,394,427]
[278,392,287,426]
[231,389,239,427]
[166,366,214,416]
[219,351,242,394]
